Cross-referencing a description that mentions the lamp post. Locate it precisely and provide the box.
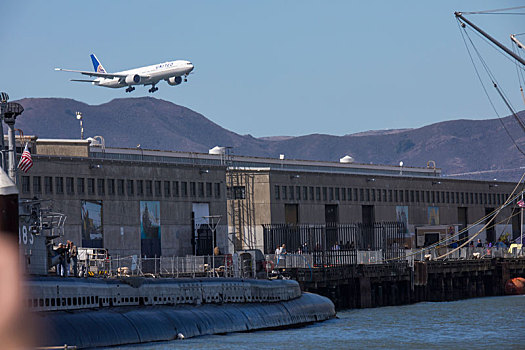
[204,215,222,277]
[76,112,83,140]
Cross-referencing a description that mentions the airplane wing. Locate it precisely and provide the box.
[55,68,130,79]
[55,68,150,80]
[71,79,96,83]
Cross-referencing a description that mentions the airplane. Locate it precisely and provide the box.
[55,54,194,93]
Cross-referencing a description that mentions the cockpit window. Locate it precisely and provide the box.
[187,62,192,65]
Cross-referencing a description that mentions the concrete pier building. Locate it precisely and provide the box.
[16,137,519,259]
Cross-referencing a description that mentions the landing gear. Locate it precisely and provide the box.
[125,86,135,93]
[184,74,188,82]
[148,84,159,93]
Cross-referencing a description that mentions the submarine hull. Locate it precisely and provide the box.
[38,292,335,348]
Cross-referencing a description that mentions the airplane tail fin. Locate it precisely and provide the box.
[90,54,107,73]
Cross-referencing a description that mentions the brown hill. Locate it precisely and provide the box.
[12,97,525,181]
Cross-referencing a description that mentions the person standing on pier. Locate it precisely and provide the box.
[70,241,78,277]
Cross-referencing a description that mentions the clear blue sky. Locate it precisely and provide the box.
[1,1,523,137]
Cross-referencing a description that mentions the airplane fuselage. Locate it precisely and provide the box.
[95,60,193,88]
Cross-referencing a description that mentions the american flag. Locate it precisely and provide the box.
[518,199,525,208]
[18,144,33,173]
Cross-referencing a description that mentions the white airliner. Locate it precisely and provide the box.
[55,54,194,93]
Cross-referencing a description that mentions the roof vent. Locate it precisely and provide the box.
[209,146,226,155]
[339,155,354,163]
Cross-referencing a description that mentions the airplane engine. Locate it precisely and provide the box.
[125,74,141,85]
[166,76,182,86]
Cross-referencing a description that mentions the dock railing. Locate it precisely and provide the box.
[74,246,525,279]
[78,254,237,278]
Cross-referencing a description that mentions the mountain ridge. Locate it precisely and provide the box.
[12,97,525,181]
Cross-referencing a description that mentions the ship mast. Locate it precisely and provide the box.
[454,12,525,68]
[455,11,525,246]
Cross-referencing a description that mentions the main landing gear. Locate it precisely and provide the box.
[148,84,159,93]
[125,86,135,93]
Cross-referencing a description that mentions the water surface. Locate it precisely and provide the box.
[114,295,525,349]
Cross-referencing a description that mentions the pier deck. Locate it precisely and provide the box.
[285,258,525,309]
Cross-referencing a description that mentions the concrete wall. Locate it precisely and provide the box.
[18,156,228,257]
[243,169,517,250]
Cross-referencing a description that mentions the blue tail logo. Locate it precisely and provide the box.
[90,54,106,73]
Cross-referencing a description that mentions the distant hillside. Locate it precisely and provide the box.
[13,97,525,181]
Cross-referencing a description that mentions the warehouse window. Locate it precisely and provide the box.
[127,180,134,196]
[117,179,124,196]
[329,187,334,201]
[137,180,144,196]
[173,181,179,197]
[289,186,294,200]
[97,179,105,195]
[214,183,221,198]
[309,186,314,201]
[190,182,196,197]
[33,176,41,193]
[155,181,162,197]
[45,176,53,194]
[21,176,30,194]
[87,178,95,195]
[164,181,171,197]
[341,187,346,201]
[206,182,212,197]
[282,185,287,200]
[76,178,84,194]
[56,177,64,194]
[181,182,188,197]
[296,186,301,200]
[303,186,308,201]
[335,187,340,201]
[66,177,74,195]
[145,180,153,196]
[316,187,321,201]
[228,186,246,199]
[323,187,327,201]
[198,182,204,197]
[275,185,280,200]
[107,179,115,195]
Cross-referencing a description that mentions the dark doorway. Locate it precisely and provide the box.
[285,204,299,224]
[424,233,439,247]
[485,208,495,243]
[362,205,375,225]
[140,238,161,273]
[195,224,214,256]
[325,205,339,249]
[325,205,339,224]
[458,207,468,242]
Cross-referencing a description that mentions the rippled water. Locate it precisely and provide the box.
[115,295,525,350]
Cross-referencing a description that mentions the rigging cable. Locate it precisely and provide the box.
[511,40,525,105]
[457,19,525,156]
[462,6,525,15]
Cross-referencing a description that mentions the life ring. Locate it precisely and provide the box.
[263,260,275,272]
